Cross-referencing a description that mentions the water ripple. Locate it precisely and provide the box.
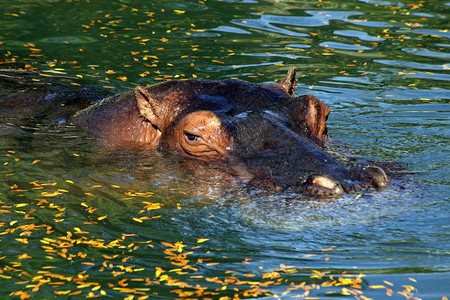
[374,59,449,71]
[402,48,450,60]
[0,0,448,298]
[320,41,372,51]
[334,29,386,42]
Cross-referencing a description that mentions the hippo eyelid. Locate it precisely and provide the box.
[183,131,202,145]
[150,122,160,131]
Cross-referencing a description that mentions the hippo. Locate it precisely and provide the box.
[68,67,387,198]
[0,67,388,198]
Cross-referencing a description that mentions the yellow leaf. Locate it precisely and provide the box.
[383,280,394,286]
[369,285,386,289]
[302,254,316,258]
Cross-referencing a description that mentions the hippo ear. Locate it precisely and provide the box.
[277,66,297,97]
[135,86,165,131]
[287,94,330,142]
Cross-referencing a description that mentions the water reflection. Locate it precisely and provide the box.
[334,29,386,41]
[375,59,449,71]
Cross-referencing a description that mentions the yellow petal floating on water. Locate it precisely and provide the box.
[302,254,316,258]
[41,191,61,197]
[383,280,394,286]
[322,246,336,252]
[17,253,32,259]
[369,285,386,289]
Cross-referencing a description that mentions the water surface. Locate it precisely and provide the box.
[0,0,448,299]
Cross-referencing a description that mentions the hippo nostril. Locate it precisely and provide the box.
[361,166,388,189]
[311,175,338,190]
[303,175,344,199]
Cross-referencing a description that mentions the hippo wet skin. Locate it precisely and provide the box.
[70,67,387,198]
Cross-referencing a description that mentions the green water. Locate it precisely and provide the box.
[0,0,449,299]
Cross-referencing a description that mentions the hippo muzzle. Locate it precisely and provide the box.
[226,110,386,199]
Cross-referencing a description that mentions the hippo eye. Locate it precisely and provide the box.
[184,131,202,145]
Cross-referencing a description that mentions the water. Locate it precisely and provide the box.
[0,0,449,299]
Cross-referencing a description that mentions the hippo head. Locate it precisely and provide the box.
[132,67,387,198]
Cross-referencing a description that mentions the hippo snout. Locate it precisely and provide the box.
[248,175,345,199]
[246,165,389,199]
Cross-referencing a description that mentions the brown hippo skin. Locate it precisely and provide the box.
[71,67,388,199]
